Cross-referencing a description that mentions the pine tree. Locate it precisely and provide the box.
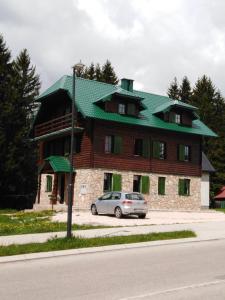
[190,75,225,196]
[88,62,95,80]
[0,39,41,208]
[0,35,14,205]
[179,76,191,103]
[167,77,180,100]
[95,63,102,82]
[101,60,118,84]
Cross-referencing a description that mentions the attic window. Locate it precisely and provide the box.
[118,103,126,114]
[175,113,181,124]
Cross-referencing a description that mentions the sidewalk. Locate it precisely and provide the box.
[1,221,225,246]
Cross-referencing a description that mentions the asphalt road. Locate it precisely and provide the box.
[1,239,225,300]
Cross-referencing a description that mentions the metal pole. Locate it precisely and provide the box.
[67,67,76,238]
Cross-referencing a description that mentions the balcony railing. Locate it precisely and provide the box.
[35,113,72,137]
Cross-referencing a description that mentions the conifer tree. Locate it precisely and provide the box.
[88,62,95,80]
[101,60,118,84]
[190,75,225,195]
[167,77,180,100]
[0,39,40,208]
[179,76,191,103]
[95,63,102,82]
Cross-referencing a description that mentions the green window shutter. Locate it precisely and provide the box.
[114,136,122,154]
[112,174,122,191]
[141,176,150,194]
[158,177,165,195]
[127,103,136,115]
[142,139,150,158]
[46,175,52,192]
[178,179,184,195]
[178,145,185,161]
[153,141,160,158]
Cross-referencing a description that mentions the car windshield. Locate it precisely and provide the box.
[125,193,144,200]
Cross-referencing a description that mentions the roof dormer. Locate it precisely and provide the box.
[153,100,198,127]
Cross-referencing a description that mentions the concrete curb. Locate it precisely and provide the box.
[0,236,222,264]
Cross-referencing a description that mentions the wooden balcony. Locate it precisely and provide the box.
[35,113,73,138]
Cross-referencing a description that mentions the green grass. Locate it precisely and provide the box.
[215,208,225,213]
[0,230,196,257]
[0,210,109,236]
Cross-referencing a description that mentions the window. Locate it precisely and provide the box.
[100,192,112,200]
[127,103,136,116]
[175,113,181,124]
[103,173,112,192]
[126,193,144,200]
[179,179,190,196]
[134,139,150,158]
[178,145,191,161]
[158,177,166,195]
[105,136,114,153]
[45,175,52,192]
[133,175,141,192]
[133,175,150,194]
[153,141,166,159]
[104,135,122,154]
[134,139,143,156]
[111,192,121,200]
[118,103,126,114]
[103,173,122,192]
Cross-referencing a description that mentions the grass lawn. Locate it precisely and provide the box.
[215,209,225,213]
[0,210,109,236]
[0,230,196,257]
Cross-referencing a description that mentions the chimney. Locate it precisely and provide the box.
[121,78,134,92]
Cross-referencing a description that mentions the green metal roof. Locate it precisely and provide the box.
[37,75,217,137]
[45,156,74,173]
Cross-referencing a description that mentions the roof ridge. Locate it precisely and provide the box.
[67,75,119,88]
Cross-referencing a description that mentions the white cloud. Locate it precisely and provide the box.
[0,0,225,95]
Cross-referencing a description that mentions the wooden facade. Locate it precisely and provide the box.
[36,117,202,177]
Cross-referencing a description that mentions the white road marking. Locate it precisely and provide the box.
[119,279,225,299]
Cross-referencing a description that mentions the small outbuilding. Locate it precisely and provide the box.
[214,186,225,208]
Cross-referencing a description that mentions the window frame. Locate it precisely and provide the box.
[134,138,143,156]
[179,178,190,196]
[158,177,166,195]
[103,173,113,192]
[178,144,191,162]
[45,175,53,192]
[118,103,126,115]
[153,141,166,160]
[133,175,141,193]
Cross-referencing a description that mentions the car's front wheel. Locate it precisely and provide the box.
[115,207,123,218]
[91,204,98,215]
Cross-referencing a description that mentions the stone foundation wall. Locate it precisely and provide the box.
[38,169,201,211]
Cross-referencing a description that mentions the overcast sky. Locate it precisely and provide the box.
[1,0,225,95]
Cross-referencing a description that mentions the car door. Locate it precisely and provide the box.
[96,192,112,214]
[108,192,121,214]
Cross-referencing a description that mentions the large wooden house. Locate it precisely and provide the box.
[31,76,216,211]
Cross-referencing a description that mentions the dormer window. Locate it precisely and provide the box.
[175,113,181,124]
[118,103,126,114]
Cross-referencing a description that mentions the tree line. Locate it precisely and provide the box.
[168,76,225,197]
[75,60,118,84]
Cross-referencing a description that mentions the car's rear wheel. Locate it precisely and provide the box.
[115,207,123,219]
[91,204,98,215]
[138,214,146,219]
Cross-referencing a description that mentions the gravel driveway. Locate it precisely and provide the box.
[52,210,225,227]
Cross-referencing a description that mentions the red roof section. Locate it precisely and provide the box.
[215,186,225,199]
